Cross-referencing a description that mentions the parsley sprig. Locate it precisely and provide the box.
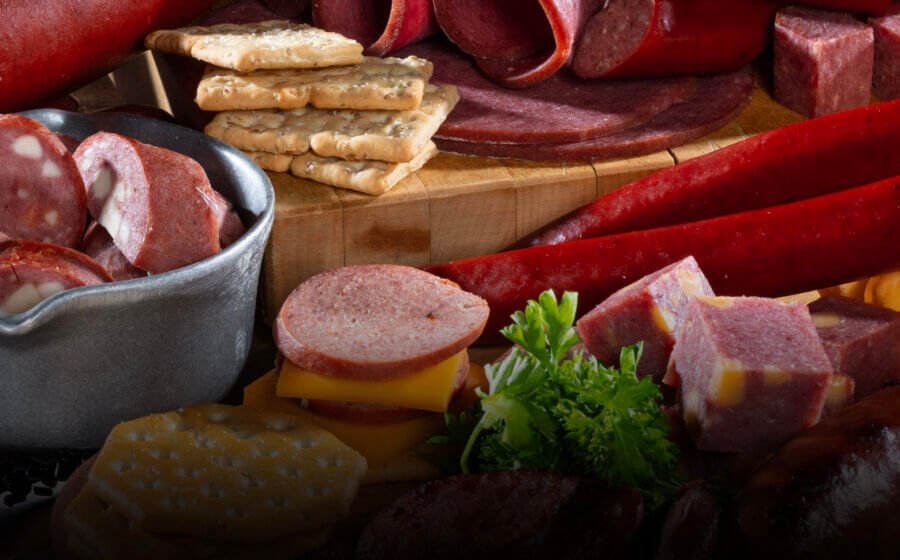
[435,290,679,506]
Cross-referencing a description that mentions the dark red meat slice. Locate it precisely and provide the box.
[655,481,721,560]
[78,222,149,282]
[433,0,554,61]
[572,0,778,79]
[312,0,439,57]
[396,39,696,144]
[434,68,752,161]
[211,191,246,249]
[0,115,87,248]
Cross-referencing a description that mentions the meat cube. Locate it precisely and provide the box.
[822,372,855,416]
[870,14,900,99]
[668,297,833,454]
[576,256,714,383]
[774,6,874,118]
[808,295,900,398]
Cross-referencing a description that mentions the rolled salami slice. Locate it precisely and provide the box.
[274,265,489,380]
[397,39,695,144]
[0,115,87,248]
[73,132,220,274]
[211,191,246,249]
[78,222,148,282]
[312,0,439,57]
[435,0,601,88]
[0,240,112,315]
[572,0,778,79]
[435,68,753,162]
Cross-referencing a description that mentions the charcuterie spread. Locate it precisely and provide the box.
[3,0,900,558]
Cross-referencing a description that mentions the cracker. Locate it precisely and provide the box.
[196,56,433,112]
[205,84,458,163]
[87,404,366,543]
[64,482,330,560]
[144,21,363,72]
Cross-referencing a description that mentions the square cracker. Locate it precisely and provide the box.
[244,141,438,195]
[205,84,458,163]
[145,21,363,72]
[87,404,366,543]
[64,481,330,560]
[196,56,433,112]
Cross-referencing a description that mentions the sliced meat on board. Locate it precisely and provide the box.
[434,68,753,162]
[78,222,148,282]
[434,0,602,88]
[395,39,696,144]
[73,132,221,275]
[572,0,778,79]
[0,115,87,249]
[0,240,112,315]
[312,0,439,57]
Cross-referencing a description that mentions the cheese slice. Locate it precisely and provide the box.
[276,351,466,412]
[244,371,444,467]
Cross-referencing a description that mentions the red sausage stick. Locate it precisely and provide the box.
[572,0,779,79]
[516,100,900,249]
[793,0,900,16]
[427,177,900,343]
[0,0,217,112]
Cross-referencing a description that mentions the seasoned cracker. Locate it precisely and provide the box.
[145,21,363,72]
[245,151,293,173]
[196,56,433,112]
[206,84,458,163]
[87,404,366,543]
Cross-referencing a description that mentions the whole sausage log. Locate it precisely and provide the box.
[0,0,217,112]
[426,176,900,343]
[516,100,900,249]
[572,0,779,79]
[729,385,900,559]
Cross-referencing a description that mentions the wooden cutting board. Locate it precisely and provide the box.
[261,87,808,321]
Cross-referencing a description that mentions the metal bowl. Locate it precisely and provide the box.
[0,110,275,449]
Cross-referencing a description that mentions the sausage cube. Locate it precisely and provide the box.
[809,295,900,398]
[870,14,900,100]
[774,6,874,118]
[576,256,714,382]
[668,297,833,453]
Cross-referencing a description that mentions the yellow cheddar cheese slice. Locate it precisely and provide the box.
[244,371,445,467]
[276,351,466,412]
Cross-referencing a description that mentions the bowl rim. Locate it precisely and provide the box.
[0,110,275,336]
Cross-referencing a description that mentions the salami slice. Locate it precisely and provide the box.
[0,240,112,315]
[0,115,87,248]
[435,0,602,88]
[211,191,246,249]
[78,222,148,282]
[73,132,220,275]
[434,68,754,162]
[312,0,439,57]
[396,39,695,144]
[572,0,778,79]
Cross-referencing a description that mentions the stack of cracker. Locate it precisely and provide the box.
[60,404,367,559]
[145,21,459,196]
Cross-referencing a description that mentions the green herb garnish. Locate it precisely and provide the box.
[436,290,679,507]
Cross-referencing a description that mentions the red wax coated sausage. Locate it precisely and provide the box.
[572,0,779,79]
[794,0,900,16]
[426,177,900,343]
[0,0,217,112]
[516,100,900,249]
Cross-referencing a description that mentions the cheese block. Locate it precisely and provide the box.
[276,351,466,412]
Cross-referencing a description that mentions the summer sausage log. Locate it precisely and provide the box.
[0,115,87,249]
[78,222,148,282]
[572,0,778,79]
[0,0,218,112]
[516,100,900,248]
[729,385,900,559]
[73,132,220,275]
[426,176,900,343]
[313,0,439,57]
[357,470,643,560]
[0,241,112,315]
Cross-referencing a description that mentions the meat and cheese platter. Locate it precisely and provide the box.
[1,0,899,558]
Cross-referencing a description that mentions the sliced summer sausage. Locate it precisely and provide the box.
[0,240,112,315]
[273,265,488,380]
[78,222,148,282]
[73,132,220,274]
[0,115,87,248]
[212,191,246,249]
[313,0,439,57]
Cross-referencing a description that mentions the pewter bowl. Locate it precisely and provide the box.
[0,110,274,448]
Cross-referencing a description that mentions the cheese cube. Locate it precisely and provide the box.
[668,297,833,453]
[576,256,714,382]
